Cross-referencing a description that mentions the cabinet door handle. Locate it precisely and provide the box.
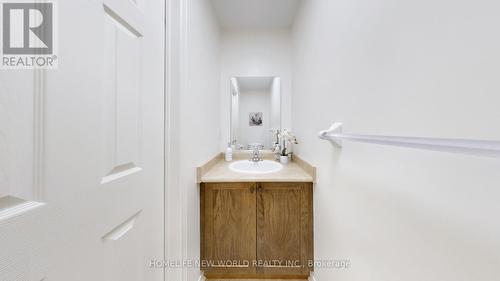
[257,184,263,192]
[250,186,255,193]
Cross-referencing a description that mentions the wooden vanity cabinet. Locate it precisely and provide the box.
[200,182,313,279]
[200,182,258,277]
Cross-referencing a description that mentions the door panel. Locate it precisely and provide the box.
[257,182,313,277]
[201,182,257,276]
[102,2,143,184]
[100,1,162,281]
[0,0,164,280]
[0,70,38,202]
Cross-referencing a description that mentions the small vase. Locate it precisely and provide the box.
[280,155,289,164]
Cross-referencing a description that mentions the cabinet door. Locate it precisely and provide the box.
[201,182,257,276]
[257,182,314,277]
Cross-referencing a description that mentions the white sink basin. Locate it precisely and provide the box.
[229,160,283,174]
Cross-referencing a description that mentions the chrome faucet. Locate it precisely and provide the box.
[249,146,263,162]
[273,143,281,161]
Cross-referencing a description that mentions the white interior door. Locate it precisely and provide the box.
[0,0,165,280]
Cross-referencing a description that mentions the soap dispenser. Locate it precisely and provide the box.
[225,142,233,162]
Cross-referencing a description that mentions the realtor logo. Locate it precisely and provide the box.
[1,1,58,69]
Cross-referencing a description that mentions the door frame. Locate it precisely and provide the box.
[164,0,189,281]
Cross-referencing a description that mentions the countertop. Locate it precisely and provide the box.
[197,152,316,183]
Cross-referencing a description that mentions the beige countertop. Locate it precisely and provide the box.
[197,152,316,183]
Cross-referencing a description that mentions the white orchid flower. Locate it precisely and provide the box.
[280,129,298,144]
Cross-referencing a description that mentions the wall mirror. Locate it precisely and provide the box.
[230,76,281,150]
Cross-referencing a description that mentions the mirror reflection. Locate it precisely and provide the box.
[230,77,281,150]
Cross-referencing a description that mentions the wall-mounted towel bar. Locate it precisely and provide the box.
[318,122,500,158]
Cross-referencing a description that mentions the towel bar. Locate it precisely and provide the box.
[319,122,500,158]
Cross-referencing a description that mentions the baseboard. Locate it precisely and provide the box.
[197,273,206,281]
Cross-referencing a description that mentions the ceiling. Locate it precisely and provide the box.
[210,0,302,29]
[236,77,274,92]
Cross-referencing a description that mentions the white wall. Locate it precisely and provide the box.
[238,89,272,148]
[183,1,221,279]
[292,1,500,281]
[220,29,292,150]
[165,0,221,280]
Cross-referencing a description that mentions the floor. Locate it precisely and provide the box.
[207,279,308,281]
